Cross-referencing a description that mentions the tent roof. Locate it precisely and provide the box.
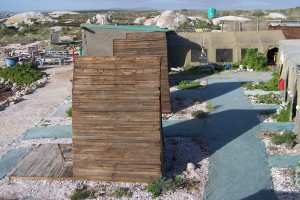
[173,30,285,50]
[80,24,170,32]
[279,39,300,72]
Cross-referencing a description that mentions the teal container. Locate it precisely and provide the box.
[5,56,19,67]
[208,8,216,19]
[79,46,83,56]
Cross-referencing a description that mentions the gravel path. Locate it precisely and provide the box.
[0,65,73,157]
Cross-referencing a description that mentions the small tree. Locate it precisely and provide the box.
[241,48,267,71]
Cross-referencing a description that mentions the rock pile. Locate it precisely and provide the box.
[86,14,111,25]
[134,10,189,29]
[0,76,47,110]
[4,12,56,26]
[267,13,287,19]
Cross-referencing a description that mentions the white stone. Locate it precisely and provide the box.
[187,162,196,172]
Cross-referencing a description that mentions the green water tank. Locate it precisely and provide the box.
[208,8,216,19]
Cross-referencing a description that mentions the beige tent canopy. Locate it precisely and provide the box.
[167,30,285,66]
[278,40,300,138]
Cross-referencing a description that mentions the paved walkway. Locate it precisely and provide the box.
[165,75,283,200]
[201,79,277,200]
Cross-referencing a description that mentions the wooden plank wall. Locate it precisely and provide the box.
[113,32,171,114]
[72,56,163,182]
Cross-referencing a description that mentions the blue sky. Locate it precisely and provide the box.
[0,0,299,12]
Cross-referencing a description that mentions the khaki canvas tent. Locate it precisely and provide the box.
[278,40,300,139]
[167,30,285,66]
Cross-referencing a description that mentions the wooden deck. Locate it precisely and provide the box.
[10,144,73,181]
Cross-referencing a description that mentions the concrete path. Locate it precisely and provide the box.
[200,79,278,200]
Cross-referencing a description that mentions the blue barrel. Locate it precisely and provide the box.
[226,63,231,70]
[208,8,216,19]
[5,56,19,67]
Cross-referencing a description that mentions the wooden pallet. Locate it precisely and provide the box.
[10,144,72,181]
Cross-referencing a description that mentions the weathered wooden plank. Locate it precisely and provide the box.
[10,144,73,180]
[73,55,162,182]
[113,37,171,114]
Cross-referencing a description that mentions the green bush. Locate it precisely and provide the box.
[205,101,214,112]
[241,48,267,71]
[0,27,17,36]
[0,61,44,85]
[177,80,200,90]
[271,130,296,148]
[147,177,171,198]
[112,187,133,198]
[172,174,185,188]
[66,107,72,117]
[192,110,208,118]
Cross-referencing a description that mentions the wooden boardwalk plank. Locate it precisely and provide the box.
[10,144,72,180]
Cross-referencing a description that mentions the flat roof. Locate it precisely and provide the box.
[80,24,170,32]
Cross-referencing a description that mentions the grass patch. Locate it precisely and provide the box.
[271,130,296,148]
[69,188,90,200]
[147,175,199,198]
[177,80,200,90]
[255,93,282,104]
[66,107,72,117]
[112,187,133,198]
[147,177,172,198]
[192,110,208,118]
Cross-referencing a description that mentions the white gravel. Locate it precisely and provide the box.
[0,137,209,200]
[260,131,300,155]
[271,168,300,200]
[0,65,73,158]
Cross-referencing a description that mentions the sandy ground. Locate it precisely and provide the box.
[0,64,73,157]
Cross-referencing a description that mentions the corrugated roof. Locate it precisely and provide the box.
[80,24,170,32]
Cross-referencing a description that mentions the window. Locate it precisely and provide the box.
[191,49,208,62]
[216,49,233,62]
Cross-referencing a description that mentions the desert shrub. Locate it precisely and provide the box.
[271,130,296,148]
[241,48,267,71]
[255,93,282,104]
[242,70,279,91]
[274,102,291,122]
[172,174,185,188]
[205,101,214,112]
[192,110,208,118]
[0,61,44,85]
[147,177,172,198]
[69,188,90,200]
[0,27,17,36]
[112,187,133,198]
[177,80,200,90]
[66,107,72,117]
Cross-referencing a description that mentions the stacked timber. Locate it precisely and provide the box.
[113,32,171,114]
[72,56,163,182]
